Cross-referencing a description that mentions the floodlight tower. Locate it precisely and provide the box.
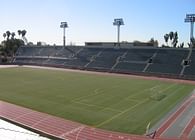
[185,14,195,47]
[60,22,68,46]
[113,18,124,45]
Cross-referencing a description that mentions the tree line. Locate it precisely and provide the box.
[0,30,27,62]
[163,31,194,48]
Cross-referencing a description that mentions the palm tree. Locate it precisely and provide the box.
[21,30,26,37]
[164,34,169,46]
[179,42,184,48]
[6,31,11,40]
[169,32,174,41]
[172,32,178,48]
[3,33,6,40]
[11,32,15,40]
[20,30,28,44]
[18,30,22,38]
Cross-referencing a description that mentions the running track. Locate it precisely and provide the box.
[180,117,195,139]
[0,100,183,140]
[156,93,195,140]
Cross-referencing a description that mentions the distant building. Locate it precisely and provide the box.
[85,41,158,48]
[133,41,158,47]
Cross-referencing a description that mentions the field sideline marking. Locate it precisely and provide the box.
[124,98,140,103]
[71,88,103,102]
[125,84,168,100]
[95,83,179,128]
[128,83,178,99]
[109,85,160,109]
[72,100,122,113]
[112,83,177,111]
[145,86,186,125]
[95,98,148,127]
[129,83,178,101]
[125,85,160,99]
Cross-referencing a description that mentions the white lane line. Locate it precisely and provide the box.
[60,126,85,138]
[32,116,51,127]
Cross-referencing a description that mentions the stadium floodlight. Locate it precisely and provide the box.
[185,14,195,47]
[113,18,124,45]
[60,22,68,46]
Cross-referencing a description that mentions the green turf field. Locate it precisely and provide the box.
[0,67,194,134]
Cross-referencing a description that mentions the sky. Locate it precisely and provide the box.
[0,0,194,46]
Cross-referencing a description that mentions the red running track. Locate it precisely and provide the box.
[155,98,193,137]
[0,101,182,140]
[180,117,195,139]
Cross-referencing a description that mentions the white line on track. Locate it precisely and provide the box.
[60,126,85,138]
[75,126,85,140]
[179,116,194,138]
[14,111,33,120]
[158,98,192,137]
[32,116,51,127]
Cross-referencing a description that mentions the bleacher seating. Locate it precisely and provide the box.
[147,64,183,74]
[114,48,155,72]
[122,48,155,62]
[183,50,195,76]
[87,48,125,70]
[115,62,146,72]
[14,45,195,80]
[146,49,188,75]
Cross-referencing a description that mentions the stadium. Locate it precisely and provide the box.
[0,2,195,138]
[0,39,195,140]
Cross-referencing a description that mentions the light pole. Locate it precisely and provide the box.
[60,22,68,46]
[113,18,124,45]
[185,14,195,47]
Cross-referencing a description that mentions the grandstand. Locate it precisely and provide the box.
[13,45,195,80]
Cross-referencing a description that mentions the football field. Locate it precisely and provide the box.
[0,67,194,135]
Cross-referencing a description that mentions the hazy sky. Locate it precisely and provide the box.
[0,0,194,46]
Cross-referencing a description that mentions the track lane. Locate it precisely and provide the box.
[155,98,193,137]
[180,117,195,139]
[1,100,179,140]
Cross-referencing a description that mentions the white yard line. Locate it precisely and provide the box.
[71,88,103,102]
[95,98,148,127]
[72,100,122,113]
